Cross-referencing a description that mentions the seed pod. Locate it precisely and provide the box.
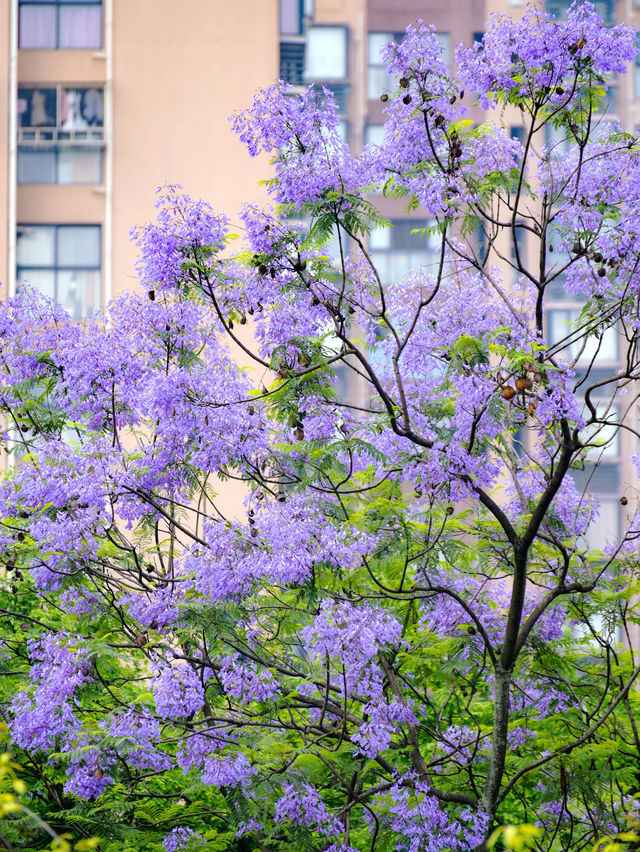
[576,36,586,48]
[502,385,516,400]
[277,492,286,503]
[403,94,412,105]
[148,289,155,301]
[449,94,456,105]
[258,264,268,276]
[380,93,389,102]
[294,426,305,441]
[248,306,255,315]
[620,496,628,506]
[149,619,158,630]
[598,267,607,277]
[399,77,409,88]
[556,86,564,95]
[528,401,537,416]
[134,632,148,648]
[434,114,445,127]
[467,626,477,636]
[250,526,259,538]
[248,405,255,416]
[593,252,603,263]
[568,43,578,55]
[459,90,464,99]
[515,377,528,392]
[446,505,454,516]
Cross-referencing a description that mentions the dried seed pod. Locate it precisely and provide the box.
[149,619,158,630]
[134,632,148,648]
[515,377,528,392]
[294,426,305,441]
[467,626,477,636]
[620,496,628,506]
[148,289,155,301]
[598,267,607,278]
[449,94,456,105]
[434,114,445,127]
[403,94,412,105]
[399,77,409,88]
[528,401,537,416]
[446,505,454,516]
[502,385,516,400]
[380,93,389,102]
[556,86,564,95]
[250,526,259,538]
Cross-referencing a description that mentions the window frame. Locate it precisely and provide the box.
[16,223,102,319]
[18,0,103,50]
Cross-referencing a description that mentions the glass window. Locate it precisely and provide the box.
[305,26,348,80]
[18,148,102,184]
[19,1,103,49]
[17,87,103,184]
[547,308,618,364]
[365,124,385,146]
[586,498,619,552]
[436,32,451,70]
[367,32,398,100]
[280,0,302,35]
[580,405,620,461]
[369,220,442,284]
[17,224,101,319]
[17,149,57,183]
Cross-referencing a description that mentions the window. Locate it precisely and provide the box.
[368,31,449,100]
[546,0,614,25]
[17,86,103,184]
[547,308,618,364]
[19,0,102,49]
[365,124,385,146]
[305,26,348,81]
[280,0,303,35]
[280,42,305,86]
[367,32,400,100]
[369,220,442,285]
[17,225,101,319]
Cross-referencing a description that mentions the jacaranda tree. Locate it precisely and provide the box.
[2,4,640,851]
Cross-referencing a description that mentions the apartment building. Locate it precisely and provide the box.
[0,0,277,314]
[1,0,638,554]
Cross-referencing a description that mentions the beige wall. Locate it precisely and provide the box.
[111,0,278,298]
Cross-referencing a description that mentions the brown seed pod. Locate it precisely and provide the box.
[593,252,603,263]
[502,385,516,400]
[148,289,155,301]
[403,94,412,105]
[446,505,454,516]
[134,632,148,648]
[258,264,268,276]
[247,405,255,416]
[556,86,564,95]
[434,114,445,127]
[250,526,259,538]
[620,496,628,506]
[467,626,477,636]
[598,267,607,278]
[449,94,456,105]
[380,93,389,102]
[515,377,528,392]
[528,401,537,416]
[399,77,409,88]
[149,619,158,630]
[294,426,305,441]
